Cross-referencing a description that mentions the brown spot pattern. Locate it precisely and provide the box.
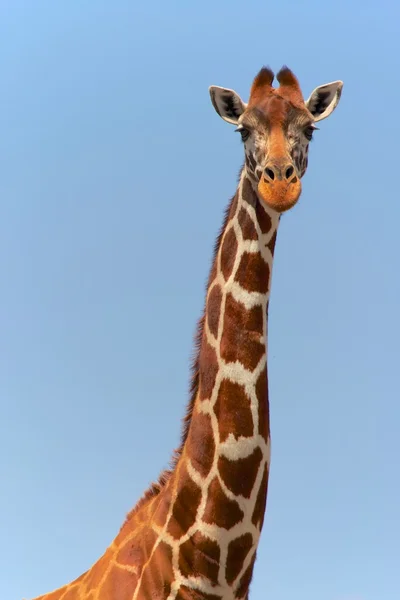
[235,251,270,294]
[207,260,218,289]
[251,463,269,529]
[176,586,222,600]
[266,229,277,255]
[235,560,256,598]
[224,293,264,336]
[255,370,270,441]
[220,310,265,372]
[207,285,222,338]
[199,338,218,401]
[98,564,139,600]
[167,465,202,539]
[220,227,238,281]
[153,482,172,528]
[115,539,144,571]
[238,208,258,241]
[228,192,239,219]
[85,549,114,591]
[116,527,157,571]
[255,201,272,234]
[135,541,173,599]
[226,533,254,585]
[241,174,257,208]
[203,477,244,529]
[218,447,263,498]
[213,379,253,442]
[179,531,220,582]
[186,410,215,477]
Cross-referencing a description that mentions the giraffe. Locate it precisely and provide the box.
[29,66,343,600]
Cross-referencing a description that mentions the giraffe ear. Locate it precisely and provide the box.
[209,86,247,125]
[305,81,343,122]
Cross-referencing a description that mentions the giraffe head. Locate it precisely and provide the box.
[209,66,343,212]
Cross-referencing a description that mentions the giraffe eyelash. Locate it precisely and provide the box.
[304,125,318,141]
[234,125,251,143]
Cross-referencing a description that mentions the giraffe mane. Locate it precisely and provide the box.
[177,185,236,453]
[124,173,242,523]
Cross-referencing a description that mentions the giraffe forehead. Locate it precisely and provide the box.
[262,95,291,124]
[243,94,311,130]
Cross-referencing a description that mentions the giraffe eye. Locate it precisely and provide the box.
[304,126,317,141]
[235,126,250,143]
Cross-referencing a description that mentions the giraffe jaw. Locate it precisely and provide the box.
[257,178,302,213]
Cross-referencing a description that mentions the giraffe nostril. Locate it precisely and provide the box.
[285,166,294,179]
[264,168,275,181]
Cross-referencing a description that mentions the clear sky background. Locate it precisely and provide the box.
[1,1,399,599]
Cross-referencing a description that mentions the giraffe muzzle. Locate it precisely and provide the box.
[258,160,302,212]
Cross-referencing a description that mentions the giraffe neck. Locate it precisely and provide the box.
[174,169,280,596]
[29,170,281,600]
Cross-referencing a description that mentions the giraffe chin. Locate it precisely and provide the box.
[257,178,302,213]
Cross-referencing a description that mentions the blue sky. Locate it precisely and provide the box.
[1,1,399,599]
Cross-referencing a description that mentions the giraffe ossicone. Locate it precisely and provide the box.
[30,66,343,600]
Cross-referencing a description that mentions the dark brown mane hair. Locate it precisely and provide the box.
[125,172,243,523]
